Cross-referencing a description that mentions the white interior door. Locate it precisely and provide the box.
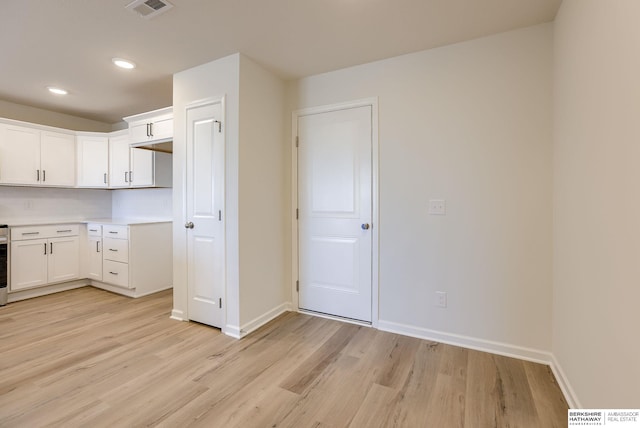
[298,105,373,322]
[186,101,225,328]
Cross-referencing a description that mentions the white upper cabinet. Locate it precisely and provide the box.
[77,134,109,188]
[109,131,154,188]
[0,123,40,185]
[40,131,76,186]
[0,123,75,186]
[125,107,173,145]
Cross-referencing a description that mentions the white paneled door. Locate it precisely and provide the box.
[298,105,373,322]
[186,101,225,328]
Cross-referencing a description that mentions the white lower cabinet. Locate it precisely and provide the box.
[10,225,80,291]
[9,222,171,299]
[91,222,172,296]
[86,224,103,281]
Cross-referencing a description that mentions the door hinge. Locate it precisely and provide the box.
[296,136,299,147]
[296,208,299,220]
[219,298,222,308]
[296,280,299,292]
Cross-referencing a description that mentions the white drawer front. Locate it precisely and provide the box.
[103,225,129,240]
[86,224,102,237]
[49,225,79,238]
[103,260,129,288]
[103,237,129,263]
[11,224,79,240]
[11,226,47,241]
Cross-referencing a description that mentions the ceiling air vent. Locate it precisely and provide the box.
[126,0,174,20]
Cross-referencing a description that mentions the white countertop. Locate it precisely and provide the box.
[1,218,173,227]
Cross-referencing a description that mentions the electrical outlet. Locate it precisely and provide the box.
[428,199,446,215]
[435,291,447,308]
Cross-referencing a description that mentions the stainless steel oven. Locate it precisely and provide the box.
[0,225,8,306]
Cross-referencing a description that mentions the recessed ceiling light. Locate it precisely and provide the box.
[112,58,136,69]
[47,86,68,95]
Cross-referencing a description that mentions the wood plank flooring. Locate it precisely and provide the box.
[0,287,568,427]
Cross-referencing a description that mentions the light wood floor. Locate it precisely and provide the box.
[0,287,568,427]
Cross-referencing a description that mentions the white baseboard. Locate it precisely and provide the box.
[549,354,581,409]
[378,319,553,365]
[377,319,582,408]
[170,309,186,322]
[224,324,242,339]
[224,302,292,339]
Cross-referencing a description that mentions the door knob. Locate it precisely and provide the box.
[185,222,194,229]
[361,223,370,230]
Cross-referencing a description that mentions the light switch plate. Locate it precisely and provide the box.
[428,199,446,215]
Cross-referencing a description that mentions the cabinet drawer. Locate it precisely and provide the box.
[11,226,48,241]
[49,225,79,238]
[103,237,129,263]
[86,224,102,237]
[11,224,79,240]
[103,260,129,288]
[103,225,129,239]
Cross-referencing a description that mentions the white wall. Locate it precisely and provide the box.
[173,54,242,330]
[286,24,554,354]
[553,0,640,408]
[173,53,289,335]
[111,188,172,219]
[0,187,111,224]
[238,55,288,328]
[0,99,112,132]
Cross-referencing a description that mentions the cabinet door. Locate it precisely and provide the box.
[41,131,76,186]
[109,133,131,187]
[48,236,80,283]
[77,136,109,187]
[129,122,151,144]
[87,236,103,281]
[130,148,154,187]
[10,239,48,290]
[0,124,40,185]
[149,117,173,141]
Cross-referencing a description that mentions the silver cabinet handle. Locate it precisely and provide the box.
[22,232,39,236]
[50,242,53,254]
[129,171,133,183]
[36,170,40,181]
[109,271,118,275]
[109,248,118,252]
[96,241,100,252]
[43,170,46,182]
[104,173,107,184]
[149,122,153,137]
[185,222,194,229]
[125,171,129,183]
[44,243,47,255]
[57,229,72,233]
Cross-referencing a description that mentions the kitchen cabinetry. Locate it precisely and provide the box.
[125,107,173,145]
[109,131,154,188]
[102,224,130,288]
[77,134,109,188]
[92,222,172,296]
[86,224,102,281]
[10,225,80,291]
[0,123,75,186]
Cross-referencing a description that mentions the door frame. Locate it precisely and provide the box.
[183,95,227,329]
[291,98,379,327]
